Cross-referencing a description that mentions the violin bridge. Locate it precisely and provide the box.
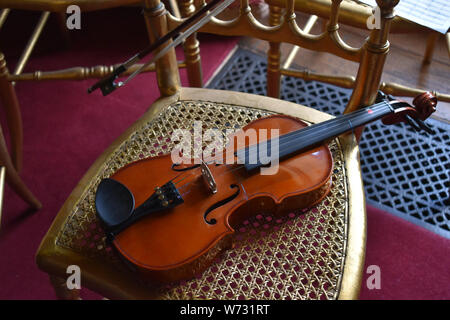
[201,161,217,194]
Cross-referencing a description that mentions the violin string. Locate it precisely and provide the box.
[170,102,392,193]
[172,168,203,187]
[174,105,386,191]
[185,102,386,173]
[172,173,191,185]
[241,106,380,161]
[176,163,247,196]
[233,102,388,168]
[275,101,388,145]
[169,172,184,183]
[243,101,390,159]
[175,162,246,193]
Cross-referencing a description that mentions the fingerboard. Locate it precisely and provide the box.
[237,101,394,171]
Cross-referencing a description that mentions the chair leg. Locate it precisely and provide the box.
[13,11,50,77]
[0,52,23,172]
[422,32,439,65]
[49,275,81,300]
[267,4,282,98]
[0,124,41,210]
[345,1,398,141]
[446,33,450,59]
[179,0,203,87]
[183,34,203,87]
[0,9,10,30]
[142,0,181,97]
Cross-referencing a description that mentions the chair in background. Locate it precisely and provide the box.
[36,0,399,299]
[0,54,41,218]
[0,0,203,211]
[262,0,450,102]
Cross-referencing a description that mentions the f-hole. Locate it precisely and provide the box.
[204,184,240,225]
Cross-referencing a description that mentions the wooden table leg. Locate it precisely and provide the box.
[423,32,439,65]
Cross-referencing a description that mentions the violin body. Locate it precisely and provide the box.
[107,115,333,283]
[93,92,437,283]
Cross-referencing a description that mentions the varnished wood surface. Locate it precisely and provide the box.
[240,11,450,123]
[36,88,366,299]
[111,114,333,283]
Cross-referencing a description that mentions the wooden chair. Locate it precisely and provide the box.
[0,0,203,210]
[36,0,402,299]
[262,0,450,102]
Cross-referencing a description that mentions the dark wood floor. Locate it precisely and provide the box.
[237,9,450,123]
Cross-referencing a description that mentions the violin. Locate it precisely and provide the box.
[95,92,437,283]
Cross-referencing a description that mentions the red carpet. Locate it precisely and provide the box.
[0,8,448,300]
[360,206,450,300]
[0,8,237,300]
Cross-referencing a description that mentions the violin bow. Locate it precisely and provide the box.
[88,0,235,96]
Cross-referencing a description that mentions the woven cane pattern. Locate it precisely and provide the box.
[56,100,348,299]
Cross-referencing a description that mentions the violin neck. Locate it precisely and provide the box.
[241,101,394,171]
[280,101,394,153]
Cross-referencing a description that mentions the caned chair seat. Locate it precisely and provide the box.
[36,88,365,299]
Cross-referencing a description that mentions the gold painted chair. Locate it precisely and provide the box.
[0,57,42,215]
[0,0,203,210]
[262,0,450,102]
[35,0,402,299]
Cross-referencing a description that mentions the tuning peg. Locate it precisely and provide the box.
[375,91,388,103]
[404,115,435,135]
[404,115,421,132]
[415,119,435,135]
[376,91,397,103]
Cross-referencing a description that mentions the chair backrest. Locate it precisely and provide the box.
[157,0,399,117]
[264,0,419,33]
[0,0,141,12]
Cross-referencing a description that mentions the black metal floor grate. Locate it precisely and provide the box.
[207,48,450,238]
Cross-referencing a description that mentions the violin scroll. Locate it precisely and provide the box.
[412,92,437,121]
[381,92,437,134]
